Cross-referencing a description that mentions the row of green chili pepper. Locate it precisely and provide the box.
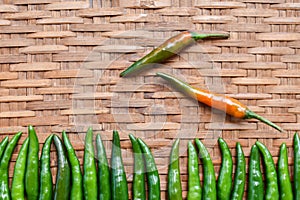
[0,127,299,200]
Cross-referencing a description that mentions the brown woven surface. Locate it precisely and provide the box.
[0,0,299,198]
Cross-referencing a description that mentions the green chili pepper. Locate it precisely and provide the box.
[247,144,264,200]
[111,130,129,200]
[0,131,22,200]
[217,138,233,200]
[11,137,29,200]
[53,135,71,200]
[187,141,201,200]
[120,31,229,77]
[168,138,183,200]
[39,134,54,200]
[294,133,300,200]
[256,141,279,200]
[25,125,39,200]
[137,138,161,200]
[195,138,217,200]
[96,134,111,200]
[230,142,246,200]
[62,131,83,200]
[0,136,9,159]
[278,143,293,200]
[83,128,98,200]
[129,134,146,200]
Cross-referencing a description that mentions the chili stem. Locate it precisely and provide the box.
[191,32,229,40]
[245,110,282,132]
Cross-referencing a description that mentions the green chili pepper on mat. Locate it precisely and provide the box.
[195,138,217,200]
[111,130,129,200]
[156,72,282,132]
[278,143,293,200]
[11,137,29,200]
[187,141,201,200]
[0,136,9,159]
[230,142,246,200]
[129,134,146,200]
[294,133,300,200]
[137,138,161,200]
[217,138,232,200]
[25,125,39,200]
[62,131,83,200]
[256,141,279,200]
[247,144,264,200]
[168,139,183,200]
[83,128,98,200]
[0,131,22,200]
[53,135,71,200]
[38,134,54,200]
[120,31,229,77]
[96,134,111,200]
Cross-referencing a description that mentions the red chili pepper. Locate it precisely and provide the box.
[157,72,282,132]
[120,31,229,77]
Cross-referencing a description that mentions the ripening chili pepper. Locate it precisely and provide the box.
[62,131,83,200]
[230,142,246,200]
[278,143,293,200]
[53,135,71,200]
[247,144,264,200]
[137,138,161,200]
[0,131,22,200]
[168,138,183,200]
[11,137,29,200]
[111,130,129,200]
[120,31,229,77]
[129,134,146,200]
[25,125,39,200]
[217,138,233,200]
[187,141,201,200]
[195,138,217,200]
[256,141,279,200]
[0,136,9,158]
[83,128,98,200]
[39,134,54,200]
[156,72,282,132]
[294,133,300,200]
[96,134,111,200]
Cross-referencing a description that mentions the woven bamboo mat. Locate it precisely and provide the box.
[0,0,299,198]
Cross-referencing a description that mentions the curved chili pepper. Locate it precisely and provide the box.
[187,141,201,200]
[217,138,232,200]
[0,136,9,158]
[0,131,22,200]
[96,134,111,200]
[230,142,246,200]
[278,143,293,200]
[111,130,129,200]
[53,135,71,200]
[11,137,29,200]
[195,138,217,200]
[39,134,54,200]
[129,134,146,200]
[294,133,300,200]
[120,31,229,77]
[256,141,279,200]
[25,125,40,200]
[137,138,161,200]
[62,131,83,200]
[156,72,282,132]
[83,128,98,199]
[168,138,183,200]
[247,144,264,200]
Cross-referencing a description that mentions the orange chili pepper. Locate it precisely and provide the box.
[157,72,282,132]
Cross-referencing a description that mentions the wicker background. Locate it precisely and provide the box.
[0,0,299,199]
